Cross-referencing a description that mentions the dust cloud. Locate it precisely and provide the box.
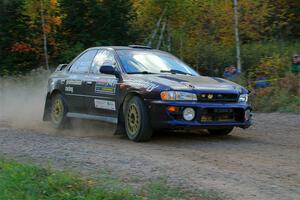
[0,69,116,136]
[0,69,50,129]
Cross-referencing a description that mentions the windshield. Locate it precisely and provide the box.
[116,49,199,76]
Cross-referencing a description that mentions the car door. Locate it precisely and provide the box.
[64,49,97,113]
[87,49,119,119]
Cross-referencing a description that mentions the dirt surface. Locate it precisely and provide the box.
[0,113,299,200]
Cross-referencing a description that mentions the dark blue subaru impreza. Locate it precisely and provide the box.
[43,45,252,142]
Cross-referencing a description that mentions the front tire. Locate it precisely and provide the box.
[124,96,152,142]
[50,93,69,129]
[207,127,234,136]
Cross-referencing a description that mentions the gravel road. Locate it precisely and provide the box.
[0,113,299,200]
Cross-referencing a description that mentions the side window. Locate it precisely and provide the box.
[69,50,97,73]
[91,50,117,74]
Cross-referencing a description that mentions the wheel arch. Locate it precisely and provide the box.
[42,89,63,121]
[117,91,143,126]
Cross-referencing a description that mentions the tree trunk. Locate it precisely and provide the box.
[41,0,49,70]
[147,8,166,47]
[156,21,166,49]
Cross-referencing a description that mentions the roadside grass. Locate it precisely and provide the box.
[249,75,300,113]
[0,158,223,200]
[0,158,137,200]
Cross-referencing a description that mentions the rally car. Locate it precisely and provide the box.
[43,45,252,142]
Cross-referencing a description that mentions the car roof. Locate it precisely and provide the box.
[90,46,135,50]
[85,46,173,58]
[87,45,164,52]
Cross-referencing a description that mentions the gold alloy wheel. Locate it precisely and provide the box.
[51,98,64,124]
[127,104,140,135]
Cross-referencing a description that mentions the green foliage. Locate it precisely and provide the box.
[251,89,300,113]
[132,0,300,76]
[246,50,300,113]
[0,158,211,200]
[141,179,186,200]
[0,158,140,200]
[59,0,134,47]
[250,74,300,112]
[1,0,300,76]
[0,0,39,76]
[57,42,85,64]
[241,41,300,72]
[0,0,135,75]
[248,54,289,81]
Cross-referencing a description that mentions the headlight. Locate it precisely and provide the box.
[160,91,197,101]
[238,94,248,103]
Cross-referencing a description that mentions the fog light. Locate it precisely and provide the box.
[183,107,195,121]
[245,109,251,121]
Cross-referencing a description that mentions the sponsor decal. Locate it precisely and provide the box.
[127,80,158,92]
[94,99,116,110]
[95,79,117,94]
[66,80,82,85]
[65,86,73,93]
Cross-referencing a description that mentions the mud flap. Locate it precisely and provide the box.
[43,93,51,121]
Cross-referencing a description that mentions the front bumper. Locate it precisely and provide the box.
[147,100,252,129]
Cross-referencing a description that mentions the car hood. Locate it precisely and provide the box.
[125,74,248,94]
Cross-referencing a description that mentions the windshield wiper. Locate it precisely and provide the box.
[160,69,193,75]
[127,71,156,74]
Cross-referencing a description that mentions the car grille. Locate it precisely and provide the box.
[197,93,239,103]
[200,108,244,122]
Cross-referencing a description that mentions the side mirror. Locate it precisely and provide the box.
[100,65,115,74]
[100,65,120,77]
[55,64,68,72]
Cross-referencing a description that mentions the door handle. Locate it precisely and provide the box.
[86,81,93,85]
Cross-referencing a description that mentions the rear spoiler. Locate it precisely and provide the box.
[55,64,68,72]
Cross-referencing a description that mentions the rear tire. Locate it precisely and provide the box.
[207,127,233,136]
[124,96,152,142]
[50,93,69,129]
